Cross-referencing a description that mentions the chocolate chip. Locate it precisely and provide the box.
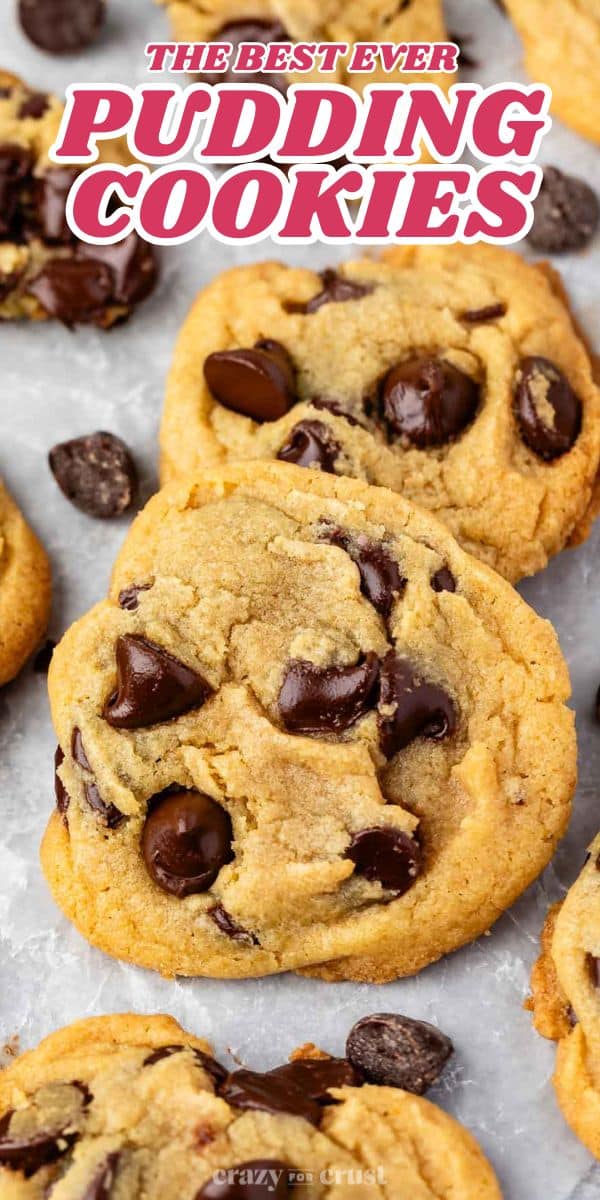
[72,1081,93,1108]
[82,1151,120,1200]
[346,827,421,895]
[196,1159,294,1199]
[378,653,456,758]
[78,234,158,307]
[142,1044,227,1089]
[529,167,599,253]
[220,1068,321,1125]
[204,340,295,422]
[84,780,124,829]
[431,566,455,593]
[301,270,375,314]
[49,431,137,518]
[514,356,581,460]
[209,904,258,946]
[277,420,340,472]
[0,87,13,99]
[0,1111,77,1178]
[309,396,362,426]
[18,92,50,119]
[381,356,479,448]
[449,32,478,67]
[279,653,379,736]
[587,954,600,987]
[54,745,70,820]
[104,635,212,729]
[320,527,405,619]
[71,726,91,771]
[28,259,114,327]
[142,789,233,897]
[118,583,151,611]
[34,167,79,242]
[18,0,106,53]
[33,638,56,673]
[460,303,506,323]
[268,1057,360,1104]
[346,1013,453,1094]
[0,142,33,237]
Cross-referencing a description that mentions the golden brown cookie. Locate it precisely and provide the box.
[0,71,156,327]
[42,462,575,981]
[0,1012,503,1198]
[159,245,600,582]
[504,0,600,145]
[530,835,600,1159]
[0,478,51,686]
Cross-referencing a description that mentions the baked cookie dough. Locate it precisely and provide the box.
[0,478,51,686]
[0,70,157,327]
[0,1012,503,1198]
[159,246,600,583]
[530,834,600,1159]
[42,462,575,981]
[504,0,600,146]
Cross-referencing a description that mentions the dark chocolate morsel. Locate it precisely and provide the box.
[309,396,362,426]
[303,270,375,314]
[28,258,114,327]
[277,420,340,472]
[209,904,258,946]
[514,356,581,460]
[142,790,233,897]
[381,356,479,448]
[460,303,506,323]
[18,92,50,119]
[268,1056,360,1104]
[48,431,137,519]
[587,954,600,988]
[118,583,150,611]
[529,166,599,253]
[18,0,106,54]
[321,527,405,619]
[219,1068,321,1125]
[103,634,213,729]
[203,19,290,92]
[84,780,124,829]
[54,745,70,820]
[430,566,456,593]
[346,827,421,895]
[346,1013,453,1094]
[204,341,296,422]
[378,652,456,758]
[71,726,91,771]
[82,1151,120,1200]
[78,234,158,307]
[35,167,79,242]
[0,1110,77,1178]
[279,653,379,736]
[142,1043,227,1089]
[0,142,33,237]
[196,1159,294,1199]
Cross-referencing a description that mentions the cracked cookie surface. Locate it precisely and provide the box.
[0,1013,503,1198]
[42,462,575,982]
[530,833,600,1159]
[504,0,600,145]
[0,478,50,686]
[160,246,600,583]
[0,70,156,327]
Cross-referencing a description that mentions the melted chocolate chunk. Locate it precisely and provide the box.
[54,745,70,820]
[268,1057,360,1103]
[302,270,374,314]
[381,356,479,448]
[277,420,340,472]
[196,1159,294,1199]
[220,1068,321,1125]
[460,302,506,323]
[143,1043,227,1088]
[142,789,233,897]
[28,258,114,326]
[49,431,137,518]
[346,1013,453,1094]
[71,726,91,771]
[378,653,456,758]
[0,1111,77,1178]
[430,566,455,593]
[209,904,258,946]
[18,92,50,119]
[118,583,150,611]
[84,780,124,829]
[78,235,158,307]
[103,635,212,729]
[204,340,296,422]
[279,653,379,736]
[529,166,599,253]
[34,167,79,242]
[0,142,33,237]
[309,396,362,426]
[203,20,290,92]
[346,827,421,895]
[33,638,56,673]
[587,954,600,988]
[514,356,581,460]
[82,1151,120,1200]
[321,527,405,619]
[18,0,106,54]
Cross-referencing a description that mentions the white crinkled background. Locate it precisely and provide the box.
[1,1,600,1196]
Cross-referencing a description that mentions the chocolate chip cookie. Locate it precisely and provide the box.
[42,462,575,981]
[0,1012,502,1197]
[0,477,51,685]
[160,246,600,583]
[504,0,600,145]
[529,835,600,1159]
[0,70,157,327]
